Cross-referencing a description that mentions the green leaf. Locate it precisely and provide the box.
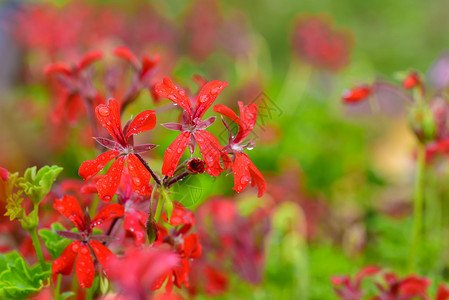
[17,165,63,205]
[38,223,71,259]
[165,198,174,221]
[57,291,75,300]
[0,251,51,299]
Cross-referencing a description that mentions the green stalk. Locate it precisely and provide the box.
[29,227,47,270]
[54,274,62,299]
[408,143,426,271]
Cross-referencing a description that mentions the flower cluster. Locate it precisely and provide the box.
[332,266,449,300]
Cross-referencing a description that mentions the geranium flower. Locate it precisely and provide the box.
[52,195,124,288]
[213,101,266,197]
[292,15,352,72]
[342,85,372,103]
[153,77,228,177]
[107,247,179,300]
[331,265,381,299]
[152,203,202,292]
[0,167,8,181]
[79,99,157,201]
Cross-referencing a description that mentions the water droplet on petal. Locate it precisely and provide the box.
[133,177,141,186]
[98,107,110,117]
[177,148,183,154]
[80,247,89,254]
[103,195,111,201]
[240,176,250,185]
[72,243,79,252]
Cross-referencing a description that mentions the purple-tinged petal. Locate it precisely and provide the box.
[161,123,184,131]
[94,137,124,151]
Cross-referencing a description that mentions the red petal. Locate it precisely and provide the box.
[95,99,126,146]
[141,55,159,77]
[77,50,103,71]
[127,154,153,195]
[113,46,140,68]
[123,209,148,246]
[354,265,381,286]
[96,156,125,202]
[153,78,193,117]
[124,110,157,141]
[437,284,449,300]
[44,62,71,76]
[183,234,202,259]
[79,150,119,182]
[0,167,8,181]
[76,243,95,288]
[236,101,258,142]
[194,130,223,177]
[247,155,266,197]
[90,204,124,230]
[193,80,228,120]
[54,195,86,232]
[162,132,191,177]
[232,152,251,194]
[52,241,79,276]
[403,71,421,90]
[213,104,244,129]
[89,240,117,276]
[342,85,372,103]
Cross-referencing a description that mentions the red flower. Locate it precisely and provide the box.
[0,167,8,181]
[374,273,431,300]
[402,71,423,90]
[292,15,352,72]
[213,101,266,197]
[342,85,372,103]
[107,247,179,300]
[153,77,228,177]
[52,195,124,288]
[79,99,157,201]
[331,265,381,299]
[113,46,159,82]
[153,203,202,292]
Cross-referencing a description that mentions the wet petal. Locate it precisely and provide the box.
[95,99,126,146]
[52,241,80,276]
[127,154,153,195]
[162,131,191,177]
[125,110,157,141]
[97,156,125,202]
[194,130,223,177]
[193,80,228,120]
[89,240,117,277]
[153,78,193,118]
[79,150,119,182]
[90,203,124,230]
[54,195,85,232]
[76,243,95,288]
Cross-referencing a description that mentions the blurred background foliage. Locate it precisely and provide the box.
[2,0,449,298]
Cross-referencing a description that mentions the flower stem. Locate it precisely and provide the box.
[30,227,47,270]
[408,143,426,271]
[135,153,161,186]
[54,274,62,299]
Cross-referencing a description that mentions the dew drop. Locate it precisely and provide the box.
[177,148,183,154]
[133,177,141,186]
[98,107,110,117]
[72,243,79,252]
[80,247,89,254]
[247,146,254,150]
[240,176,250,185]
[103,195,111,201]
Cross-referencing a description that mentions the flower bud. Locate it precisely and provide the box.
[408,105,436,143]
[186,158,206,174]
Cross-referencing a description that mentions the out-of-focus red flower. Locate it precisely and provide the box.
[374,273,430,300]
[107,247,179,300]
[0,167,8,181]
[79,99,157,201]
[152,203,202,292]
[402,71,423,90]
[342,85,372,103]
[214,101,266,197]
[153,77,228,177]
[331,265,381,299]
[292,15,352,72]
[52,195,124,288]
